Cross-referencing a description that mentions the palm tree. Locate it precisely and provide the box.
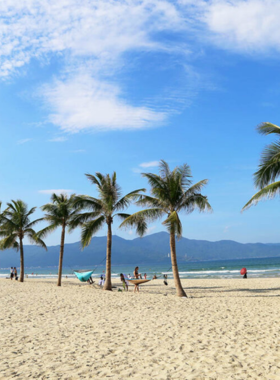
[0,200,46,282]
[120,160,212,297]
[73,172,145,291]
[37,193,81,286]
[243,122,280,210]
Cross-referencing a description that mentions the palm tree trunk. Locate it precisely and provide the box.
[19,237,24,282]
[57,223,65,287]
[104,221,112,291]
[170,231,187,297]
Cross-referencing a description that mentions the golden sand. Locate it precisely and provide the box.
[1,277,280,379]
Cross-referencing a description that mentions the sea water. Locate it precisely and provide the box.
[1,256,280,279]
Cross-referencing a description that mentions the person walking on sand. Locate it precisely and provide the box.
[133,266,141,293]
[14,267,18,281]
[10,267,14,280]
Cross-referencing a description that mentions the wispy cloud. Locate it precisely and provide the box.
[139,161,160,168]
[2,0,277,136]
[39,189,73,195]
[71,149,86,153]
[133,160,160,173]
[17,138,32,145]
[41,74,166,133]
[48,136,67,142]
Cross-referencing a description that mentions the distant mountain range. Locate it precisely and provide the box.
[1,231,280,268]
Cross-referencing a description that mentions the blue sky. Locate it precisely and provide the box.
[1,0,280,245]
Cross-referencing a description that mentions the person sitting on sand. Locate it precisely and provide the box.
[87,276,94,284]
[133,266,141,293]
[243,271,248,279]
[120,273,128,291]
[153,274,157,280]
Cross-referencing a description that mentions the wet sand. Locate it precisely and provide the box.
[1,277,280,379]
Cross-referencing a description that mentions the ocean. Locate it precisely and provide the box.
[1,256,280,279]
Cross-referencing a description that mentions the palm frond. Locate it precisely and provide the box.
[180,194,212,214]
[27,230,47,250]
[26,218,45,229]
[162,211,182,238]
[0,234,18,250]
[254,141,280,188]
[115,213,131,221]
[36,224,59,239]
[119,208,164,237]
[135,195,163,209]
[257,122,280,136]
[242,181,280,211]
[73,195,103,211]
[114,188,145,211]
[81,215,105,248]
[68,211,101,231]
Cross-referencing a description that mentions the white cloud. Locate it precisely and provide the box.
[139,161,160,168]
[39,189,73,195]
[196,0,280,54]
[0,0,188,133]
[41,73,166,132]
[0,0,184,78]
[17,138,32,144]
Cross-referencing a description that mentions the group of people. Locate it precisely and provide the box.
[10,267,18,280]
[119,266,165,293]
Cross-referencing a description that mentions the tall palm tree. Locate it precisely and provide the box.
[0,200,46,282]
[73,172,145,291]
[243,122,280,210]
[120,160,212,297]
[37,193,81,286]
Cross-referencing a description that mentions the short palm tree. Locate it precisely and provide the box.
[73,172,145,291]
[0,200,46,282]
[120,160,212,297]
[243,122,280,210]
[37,193,81,286]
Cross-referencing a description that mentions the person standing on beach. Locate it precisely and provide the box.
[133,266,141,293]
[14,267,18,280]
[10,267,14,280]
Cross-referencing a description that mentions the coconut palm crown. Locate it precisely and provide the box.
[120,160,212,297]
[37,193,82,286]
[243,122,280,210]
[0,200,46,282]
[73,172,145,291]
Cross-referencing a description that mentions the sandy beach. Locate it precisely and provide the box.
[1,277,280,379]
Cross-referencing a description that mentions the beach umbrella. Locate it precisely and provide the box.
[240,268,247,275]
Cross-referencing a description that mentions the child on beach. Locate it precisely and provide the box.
[120,273,128,291]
